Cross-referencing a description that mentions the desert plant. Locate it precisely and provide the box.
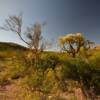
[58,33,94,57]
[26,69,44,92]
[39,53,60,70]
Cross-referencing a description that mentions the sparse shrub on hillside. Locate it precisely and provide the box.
[23,67,67,95]
[88,53,100,95]
[8,65,26,79]
[26,69,44,92]
[61,56,100,98]
[40,54,60,70]
[62,58,79,80]
[42,68,59,93]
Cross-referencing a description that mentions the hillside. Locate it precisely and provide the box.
[0,42,100,100]
[0,42,27,50]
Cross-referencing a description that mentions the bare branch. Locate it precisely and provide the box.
[0,14,29,45]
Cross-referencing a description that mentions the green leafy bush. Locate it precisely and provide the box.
[39,53,60,70]
[62,56,100,95]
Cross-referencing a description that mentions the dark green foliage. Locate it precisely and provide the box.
[62,59,79,80]
[89,55,100,94]
[62,57,100,95]
[39,54,60,70]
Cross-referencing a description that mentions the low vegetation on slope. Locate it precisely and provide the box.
[0,42,100,100]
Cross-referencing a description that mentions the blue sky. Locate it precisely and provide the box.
[0,0,100,50]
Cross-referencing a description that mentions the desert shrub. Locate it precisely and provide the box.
[91,71,100,95]
[25,67,65,94]
[89,51,100,68]
[63,58,93,85]
[42,68,60,93]
[55,65,64,80]
[6,64,27,80]
[88,54,100,94]
[39,53,60,70]
[62,56,100,96]
[26,69,44,91]
[62,58,79,80]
